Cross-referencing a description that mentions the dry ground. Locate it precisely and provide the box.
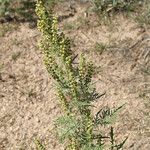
[0,1,150,150]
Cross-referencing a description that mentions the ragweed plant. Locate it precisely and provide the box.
[36,0,127,149]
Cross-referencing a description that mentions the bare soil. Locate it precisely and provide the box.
[0,1,150,150]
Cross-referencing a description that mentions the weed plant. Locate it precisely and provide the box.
[0,0,62,22]
[90,0,142,15]
[0,0,11,16]
[94,42,108,55]
[36,0,127,149]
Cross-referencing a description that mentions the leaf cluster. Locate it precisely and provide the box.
[90,0,142,15]
[0,0,11,16]
[36,0,127,149]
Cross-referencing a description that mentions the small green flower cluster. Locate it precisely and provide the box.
[36,0,93,112]
[36,1,127,150]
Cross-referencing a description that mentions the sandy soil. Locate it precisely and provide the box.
[0,1,150,150]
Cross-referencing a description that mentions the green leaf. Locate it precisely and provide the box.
[55,115,79,142]
[81,144,104,150]
[95,104,126,125]
[114,137,128,150]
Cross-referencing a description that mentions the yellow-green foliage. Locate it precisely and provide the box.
[36,0,127,149]
[35,139,45,150]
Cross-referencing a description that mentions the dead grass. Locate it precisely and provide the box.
[0,23,18,37]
